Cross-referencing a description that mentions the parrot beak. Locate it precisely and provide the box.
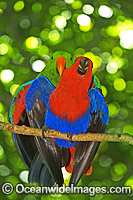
[77,57,89,75]
[56,56,66,77]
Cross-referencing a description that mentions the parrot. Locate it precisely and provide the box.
[9,51,73,186]
[9,54,109,187]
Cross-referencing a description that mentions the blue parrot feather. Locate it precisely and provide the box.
[89,88,109,125]
[26,76,55,111]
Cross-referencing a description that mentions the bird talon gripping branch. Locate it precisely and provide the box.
[42,125,49,138]
[67,132,73,141]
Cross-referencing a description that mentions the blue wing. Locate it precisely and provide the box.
[89,88,109,125]
[25,76,69,186]
[70,88,109,186]
[26,76,55,111]
[9,76,57,186]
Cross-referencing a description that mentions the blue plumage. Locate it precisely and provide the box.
[26,76,55,111]
[89,88,109,125]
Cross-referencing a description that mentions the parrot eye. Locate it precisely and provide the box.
[51,56,53,60]
[77,57,89,75]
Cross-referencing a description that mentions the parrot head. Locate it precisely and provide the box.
[55,55,93,80]
[38,51,75,87]
[50,57,94,122]
[76,57,93,76]
[58,56,93,93]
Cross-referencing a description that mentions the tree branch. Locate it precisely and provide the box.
[0,121,133,145]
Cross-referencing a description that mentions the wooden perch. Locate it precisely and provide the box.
[0,121,133,145]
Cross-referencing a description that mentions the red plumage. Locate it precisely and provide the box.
[13,85,31,124]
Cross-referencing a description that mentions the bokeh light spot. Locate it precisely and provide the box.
[77,14,91,26]
[84,52,101,72]
[110,162,127,181]
[40,29,49,41]
[114,78,126,91]
[98,5,113,18]
[0,165,11,176]
[0,1,7,10]
[123,125,133,136]
[101,85,107,97]
[72,1,82,9]
[126,81,133,93]
[32,2,42,13]
[0,145,4,158]
[125,175,133,190]
[79,23,92,32]
[127,96,133,109]
[32,60,45,72]
[84,52,95,61]
[99,155,112,167]
[49,6,60,15]
[0,113,4,122]
[108,56,123,69]
[14,1,25,12]
[108,102,120,117]
[38,45,49,56]
[117,108,128,120]
[83,4,94,15]
[112,47,123,57]
[26,37,39,49]
[55,16,67,29]
[101,52,111,63]
[62,10,72,20]
[48,30,60,41]
[0,102,4,113]
[74,48,85,57]
[19,170,29,183]
[64,0,74,4]
[10,84,20,96]
[20,18,30,29]
[0,69,14,83]
[0,9,3,15]
[0,44,8,55]
[106,62,118,74]
[119,29,133,49]
[106,25,119,37]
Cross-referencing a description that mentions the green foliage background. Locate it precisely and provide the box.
[0,0,133,199]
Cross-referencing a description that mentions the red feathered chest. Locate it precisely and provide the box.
[49,76,90,122]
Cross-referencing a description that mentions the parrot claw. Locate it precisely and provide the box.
[67,132,73,142]
[42,125,49,138]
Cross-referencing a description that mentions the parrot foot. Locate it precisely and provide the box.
[42,125,49,138]
[67,132,73,142]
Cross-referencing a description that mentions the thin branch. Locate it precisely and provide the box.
[0,121,133,145]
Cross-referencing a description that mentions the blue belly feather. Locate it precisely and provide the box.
[44,107,92,147]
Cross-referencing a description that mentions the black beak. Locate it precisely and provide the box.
[77,58,89,75]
